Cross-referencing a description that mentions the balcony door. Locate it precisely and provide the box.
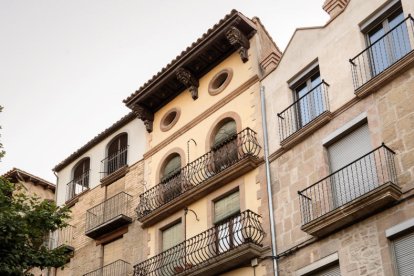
[161,222,184,275]
[214,191,242,254]
[294,71,325,128]
[328,123,377,207]
[71,158,89,197]
[212,120,238,172]
[367,8,411,76]
[161,154,182,203]
[107,133,128,174]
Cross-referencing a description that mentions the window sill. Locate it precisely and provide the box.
[65,188,90,208]
[100,165,129,187]
[280,111,332,149]
[355,50,414,98]
[301,182,402,237]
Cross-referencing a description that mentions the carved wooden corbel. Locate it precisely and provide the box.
[132,104,154,133]
[226,26,250,63]
[176,68,199,100]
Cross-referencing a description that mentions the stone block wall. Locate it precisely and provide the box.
[270,65,414,275]
[57,159,145,276]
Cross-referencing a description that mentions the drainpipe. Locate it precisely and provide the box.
[260,85,279,276]
[51,171,59,276]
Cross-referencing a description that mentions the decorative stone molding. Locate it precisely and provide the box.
[226,26,250,63]
[208,68,233,96]
[176,68,199,100]
[323,0,349,18]
[132,104,154,133]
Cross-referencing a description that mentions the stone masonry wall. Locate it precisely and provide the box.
[270,65,414,275]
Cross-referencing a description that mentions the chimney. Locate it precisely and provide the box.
[323,0,349,18]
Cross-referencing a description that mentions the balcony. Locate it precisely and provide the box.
[66,170,89,204]
[133,210,265,276]
[85,192,132,239]
[48,225,74,258]
[83,260,131,276]
[277,81,331,148]
[350,16,414,95]
[100,147,128,186]
[136,128,261,227]
[298,144,401,237]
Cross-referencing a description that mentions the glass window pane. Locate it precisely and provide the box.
[214,120,237,146]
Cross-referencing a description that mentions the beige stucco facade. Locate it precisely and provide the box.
[262,0,414,275]
[137,16,280,275]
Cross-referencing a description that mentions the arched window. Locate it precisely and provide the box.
[161,153,181,182]
[106,133,128,175]
[161,153,182,203]
[211,119,238,171]
[213,120,237,148]
[67,158,90,201]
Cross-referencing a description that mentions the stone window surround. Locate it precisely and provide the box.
[206,178,246,228]
[322,112,368,146]
[155,147,186,184]
[359,0,401,32]
[287,59,319,89]
[208,68,233,96]
[156,215,184,255]
[295,252,339,276]
[204,111,242,152]
[386,217,414,239]
[160,107,181,132]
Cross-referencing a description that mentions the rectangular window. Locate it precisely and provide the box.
[366,7,411,76]
[293,70,325,128]
[392,231,414,276]
[162,222,183,251]
[214,191,241,253]
[327,123,376,207]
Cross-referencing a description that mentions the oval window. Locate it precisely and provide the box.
[160,108,180,132]
[208,68,233,95]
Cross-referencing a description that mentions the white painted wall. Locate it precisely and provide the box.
[55,118,146,206]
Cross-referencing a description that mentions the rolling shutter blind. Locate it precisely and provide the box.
[162,222,183,251]
[312,264,341,276]
[328,123,371,172]
[393,232,414,276]
[214,191,240,223]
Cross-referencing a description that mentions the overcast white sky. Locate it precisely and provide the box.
[0,0,329,182]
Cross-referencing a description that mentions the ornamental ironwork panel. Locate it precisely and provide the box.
[133,210,264,276]
[85,192,132,233]
[277,81,330,143]
[136,128,261,219]
[298,144,397,225]
[350,16,414,90]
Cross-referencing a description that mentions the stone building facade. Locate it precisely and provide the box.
[124,10,281,276]
[262,0,414,275]
[49,0,414,275]
[52,113,147,275]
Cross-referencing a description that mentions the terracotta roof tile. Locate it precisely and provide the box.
[53,112,136,172]
[3,167,55,191]
[123,9,240,105]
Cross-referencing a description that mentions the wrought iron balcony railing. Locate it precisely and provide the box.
[66,170,90,202]
[277,81,330,143]
[48,225,74,250]
[83,260,130,276]
[298,144,397,225]
[101,146,128,179]
[350,15,414,90]
[85,192,132,236]
[133,210,264,276]
[136,128,261,219]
